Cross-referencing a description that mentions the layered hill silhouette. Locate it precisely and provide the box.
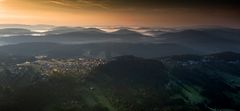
[0,28,33,35]
[0,27,239,56]
[159,28,240,53]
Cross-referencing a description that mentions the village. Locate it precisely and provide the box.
[15,56,106,76]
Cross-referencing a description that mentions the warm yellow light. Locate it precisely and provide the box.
[0,0,4,18]
[0,0,239,27]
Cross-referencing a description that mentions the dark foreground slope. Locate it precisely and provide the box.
[0,52,240,111]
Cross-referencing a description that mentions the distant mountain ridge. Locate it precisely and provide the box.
[0,26,239,56]
[0,28,33,35]
[158,28,240,53]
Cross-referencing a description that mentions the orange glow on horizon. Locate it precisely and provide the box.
[0,0,239,27]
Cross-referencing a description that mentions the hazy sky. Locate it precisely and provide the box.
[0,0,239,27]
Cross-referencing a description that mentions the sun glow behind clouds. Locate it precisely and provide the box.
[0,0,5,18]
[0,0,239,27]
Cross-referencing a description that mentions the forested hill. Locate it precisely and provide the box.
[0,52,240,111]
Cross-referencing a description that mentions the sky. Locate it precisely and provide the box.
[0,0,239,27]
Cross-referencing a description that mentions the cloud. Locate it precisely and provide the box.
[15,0,240,10]
[1,0,239,27]
[36,0,109,10]
[71,0,239,8]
